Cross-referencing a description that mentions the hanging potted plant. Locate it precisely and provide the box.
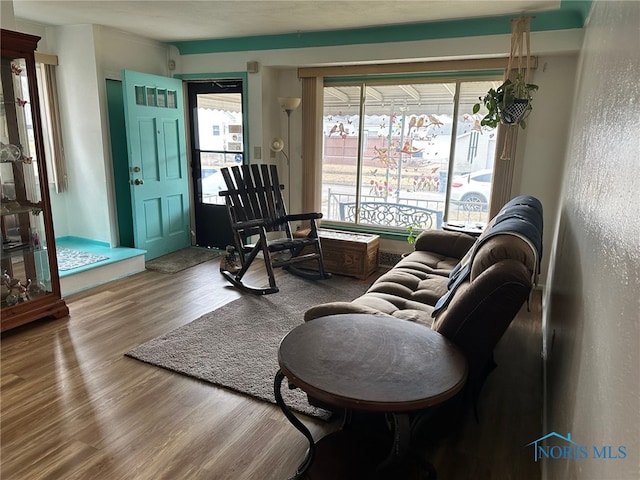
[473,73,538,129]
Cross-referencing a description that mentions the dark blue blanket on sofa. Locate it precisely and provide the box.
[432,195,543,317]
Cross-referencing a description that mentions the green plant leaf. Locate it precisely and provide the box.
[476,76,539,131]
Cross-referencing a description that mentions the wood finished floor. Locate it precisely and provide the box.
[1,259,542,480]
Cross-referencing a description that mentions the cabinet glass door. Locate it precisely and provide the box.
[1,54,51,306]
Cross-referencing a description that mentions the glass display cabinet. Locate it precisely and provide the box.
[1,29,68,331]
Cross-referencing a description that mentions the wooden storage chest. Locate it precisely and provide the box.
[295,229,379,280]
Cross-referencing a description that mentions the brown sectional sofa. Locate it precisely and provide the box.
[304,195,543,401]
[305,229,475,326]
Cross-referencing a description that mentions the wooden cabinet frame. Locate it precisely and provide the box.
[1,29,68,331]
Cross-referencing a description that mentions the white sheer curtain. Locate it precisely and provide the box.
[301,76,323,213]
[35,55,67,193]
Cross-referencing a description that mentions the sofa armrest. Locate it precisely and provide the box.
[431,259,532,395]
[304,302,386,322]
[413,230,476,259]
[433,259,531,338]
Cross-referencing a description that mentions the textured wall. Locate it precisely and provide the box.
[544,1,640,479]
[516,53,578,284]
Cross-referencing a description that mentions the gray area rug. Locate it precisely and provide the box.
[125,272,375,419]
[145,246,222,274]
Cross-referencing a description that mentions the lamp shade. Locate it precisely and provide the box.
[278,97,301,111]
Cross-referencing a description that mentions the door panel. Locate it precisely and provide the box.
[140,119,160,180]
[163,119,181,178]
[144,199,163,239]
[122,70,190,260]
[167,194,185,234]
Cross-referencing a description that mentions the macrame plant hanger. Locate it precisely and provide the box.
[501,16,533,160]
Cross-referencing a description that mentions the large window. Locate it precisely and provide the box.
[320,78,500,232]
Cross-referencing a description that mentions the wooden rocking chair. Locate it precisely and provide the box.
[219,164,331,295]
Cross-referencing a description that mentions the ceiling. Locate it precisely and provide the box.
[12,0,562,44]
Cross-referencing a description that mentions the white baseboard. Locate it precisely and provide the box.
[60,255,146,296]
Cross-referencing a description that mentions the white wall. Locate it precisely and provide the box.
[45,25,112,243]
[93,26,171,245]
[516,53,579,282]
[543,1,640,479]
[1,0,16,30]
[10,21,172,246]
[13,19,51,51]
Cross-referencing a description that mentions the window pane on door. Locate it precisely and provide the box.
[195,92,243,205]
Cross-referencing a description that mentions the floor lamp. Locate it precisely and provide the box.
[274,96,301,207]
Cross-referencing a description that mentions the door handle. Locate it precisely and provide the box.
[134,178,144,185]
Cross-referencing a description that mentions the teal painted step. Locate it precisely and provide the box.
[55,236,146,278]
[55,237,147,296]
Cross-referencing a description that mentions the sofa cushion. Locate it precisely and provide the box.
[304,252,449,326]
[367,269,449,307]
[396,250,460,276]
[303,301,385,321]
[303,295,435,327]
[353,294,435,326]
[413,229,476,259]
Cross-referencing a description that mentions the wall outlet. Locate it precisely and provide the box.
[254,146,262,160]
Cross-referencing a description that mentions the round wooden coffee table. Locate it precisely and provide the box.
[274,314,468,479]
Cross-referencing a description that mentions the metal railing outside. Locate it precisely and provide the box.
[325,189,488,229]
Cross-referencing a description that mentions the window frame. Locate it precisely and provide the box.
[318,74,502,238]
[186,79,246,207]
[300,58,537,239]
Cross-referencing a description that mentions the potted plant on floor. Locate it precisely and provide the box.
[473,73,539,129]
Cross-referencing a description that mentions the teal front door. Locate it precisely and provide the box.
[122,70,190,260]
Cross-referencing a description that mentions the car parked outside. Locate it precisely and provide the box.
[450,168,493,211]
[201,168,226,203]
